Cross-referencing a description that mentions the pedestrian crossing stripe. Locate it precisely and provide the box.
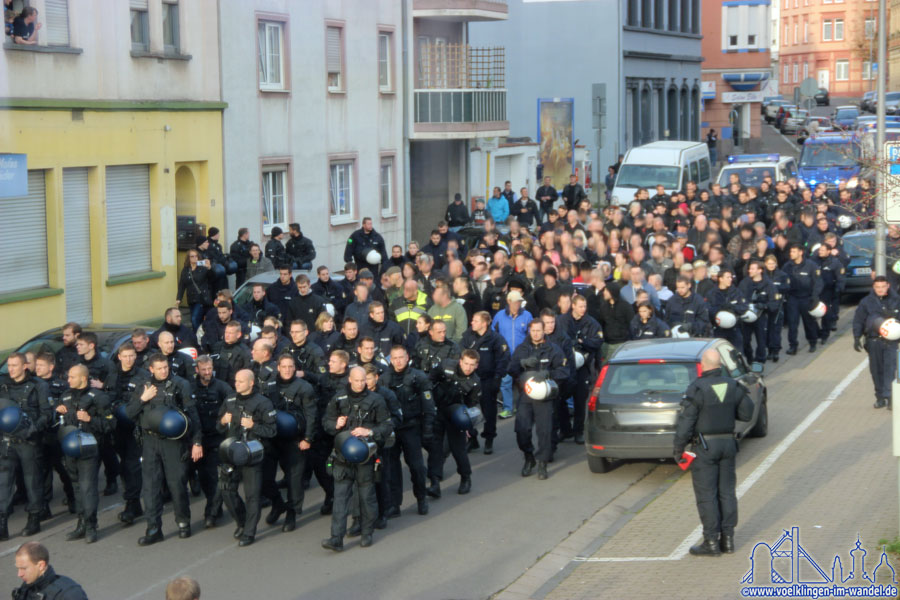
[711,383,728,403]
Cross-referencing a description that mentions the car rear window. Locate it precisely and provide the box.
[600,362,697,396]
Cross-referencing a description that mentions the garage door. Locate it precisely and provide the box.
[63,168,92,323]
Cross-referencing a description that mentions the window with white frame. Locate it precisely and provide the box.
[258,21,285,91]
[803,20,808,42]
[162,0,179,53]
[330,160,354,220]
[863,60,872,80]
[793,22,798,44]
[130,0,150,52]
[261,167,288,234]
[784,23,789,46]
[326,25,344,92]
[793,62,799,82]
[823,0,832,4]
[44,0,70,46]
[803,62,809,79]
[823,20,832,41]
[380,157,394,215]
[378,32,392,91]
[865,17,876,39]
[784,63,790,83]
[835,60,849,80]
[834,19,843,40]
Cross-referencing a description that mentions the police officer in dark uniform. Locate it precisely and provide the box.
[104,343,147,526]
[665,276,711,337]
[460,311,510,454]
[351,337,388,374]
[156,331,195,380]
[853,276,900,409]
[265,355,317,533]
[304,351,348,515]
[56,364,113,544]
[707,268,749,350]
[509,319,567,481]
[381,345,435,517]
[674,349,753,556]
[738,260,778,365]
[55,323,82,378]
[242,283,281,328]
[75,332,118,497]
[426,351,481,497]
[126,353,202,546]
[190,355,230,529]
[33,352,74,518]
[344,217,388,280]
[413,320,460,372]
[0,353,50,541]
[540,309,577,453]
[764,254,789,362]
[812,242,845,344]
[217,369,277,547]
[12,541,88,600]
[558,295,604,444]
[361,364,402,530]
[287,274,329,332]
[321,366,393,552]
[782,243,824,354]
[211,320,251,388]
[249,340,278,401]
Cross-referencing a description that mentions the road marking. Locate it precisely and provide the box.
[573,358,869,563]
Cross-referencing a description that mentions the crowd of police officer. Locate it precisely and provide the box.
[1,170,898,554]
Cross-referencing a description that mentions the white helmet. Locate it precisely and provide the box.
[249,325,261,342]
[740,304,759,323]
[574,351,585,370]
[715,311,737,329]
[524,377,558,401]
[808,301,827,318]
[838,214,853,229]
[365,249,381,265]
[178,347,198,360]
[671,324,691,339]
[880,318,900,341]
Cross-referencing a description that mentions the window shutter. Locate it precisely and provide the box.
[106,165,151,277]
[45,0,69,46]
[63,168,93,323]
[0,171,48,293]
[130,0,148,9]
[326,27,342,72]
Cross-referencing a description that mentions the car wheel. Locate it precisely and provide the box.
[587,455,612,473]
[749,398,768,438]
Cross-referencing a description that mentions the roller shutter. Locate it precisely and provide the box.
[0,171,48,294]
[63,168,92,323]
[106,165,151,277]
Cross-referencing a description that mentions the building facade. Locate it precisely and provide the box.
[890,0,900,90]
[469,0,701,195]
[219,0,407,265]
[1,0,224,347]
[701,0,772,156]
[779,0,881,98]
[407,0,510,242]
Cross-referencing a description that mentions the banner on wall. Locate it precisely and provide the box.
[537,98,574,189]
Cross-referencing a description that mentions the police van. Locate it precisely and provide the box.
[610,141,711,206]
[715,153,798,188]
[797,132,861,190]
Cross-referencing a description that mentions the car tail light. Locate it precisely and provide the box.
[588,364,609,412]
[696,362,703,377]
[638,359,666,364]
[592,445,605,450]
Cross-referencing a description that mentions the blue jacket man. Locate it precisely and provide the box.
[491,291,533,419]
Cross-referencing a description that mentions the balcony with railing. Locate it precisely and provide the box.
[412,0,508,21]
[414,44,508,138]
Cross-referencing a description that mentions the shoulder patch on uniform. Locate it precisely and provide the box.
[106,414,114,419]
[268,410,277,417]
[319,366,327,373]
[423,391,432,399]
[501,344,508,352]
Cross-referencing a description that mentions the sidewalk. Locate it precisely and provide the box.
[498,330,899,599]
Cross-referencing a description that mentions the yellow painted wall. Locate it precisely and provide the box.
[0,108,224,350]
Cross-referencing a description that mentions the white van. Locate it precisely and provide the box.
[610,141,712,206]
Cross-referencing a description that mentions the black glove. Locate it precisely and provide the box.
[853,335,864,353]
[674,450,687,464]
[520,356,539,370]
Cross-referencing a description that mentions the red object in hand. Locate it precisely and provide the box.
[679,451,696,471]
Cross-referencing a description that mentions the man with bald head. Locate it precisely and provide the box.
[250,339,278,402]
[217,369,277,547]
[673,349,754,557]
[157,331,194,379]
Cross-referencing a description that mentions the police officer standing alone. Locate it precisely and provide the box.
[674,349,753,556]
[217,369,277,547]
[321,366,392,552]
[56,364,113,544]
[853,275,900,409]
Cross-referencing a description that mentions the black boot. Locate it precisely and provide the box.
[118,500,143,526]
[23,513,41,536]
[65,494,76,514]
[426,477,441,499]
[458,475,472,495]
[374,515,387,530]
[178,523,191,539]
[786,347,798,356]
[537,461,549,480]
[85,516,98,544]
[689,535,722,556]
[265,499,286,525]
[103,479,118,497]
[360,533,373,548]
[417,498,429,515]
[808,343,817,353]
[770,351,779,363]
[139,527,164,546]
[38,505,52,521]
[483,439,493,455]
[875,398,888,409]
[347,518,362,537]
[66,517,86,541]
[521,452,536,477]
[467,437,480,453]
[321,537,343,552]
[282,509,296,532]
[233,524,244,539]
[0,516,7,541]
[720,534,735,554]
[320,498,333,516]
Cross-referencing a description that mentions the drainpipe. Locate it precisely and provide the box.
[402,0,413,242]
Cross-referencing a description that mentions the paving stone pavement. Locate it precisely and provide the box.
[500,328,900,600]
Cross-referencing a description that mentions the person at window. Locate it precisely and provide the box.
[5,9,15,38]
[12,6,40,45]
[176,249,213,333]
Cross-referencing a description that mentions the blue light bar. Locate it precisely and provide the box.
[726,154,780,164]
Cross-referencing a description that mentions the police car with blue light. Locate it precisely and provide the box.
[716,154,799,188]
[796,132,862,190]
